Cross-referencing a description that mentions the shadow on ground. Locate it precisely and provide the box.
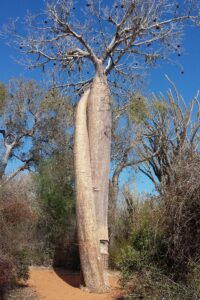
[53,268,84,288]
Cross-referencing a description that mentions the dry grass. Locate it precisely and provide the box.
[6,286,38,300]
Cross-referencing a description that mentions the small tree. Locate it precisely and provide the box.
[109,94,158,238]
[0,79,72,184]
[135,79,200,192]
[110,79,200,213]
[34,151,76,267]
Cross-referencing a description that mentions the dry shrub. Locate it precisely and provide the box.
[0,255,15,299]
[0,179,36,298]
[162,155,200,278]
[113,155,200,299]
[1,200,35,228]
[6,286,38,300]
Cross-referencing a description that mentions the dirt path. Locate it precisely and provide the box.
[28,267,122,300]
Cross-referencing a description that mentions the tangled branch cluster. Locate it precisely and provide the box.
[162,154,200,277]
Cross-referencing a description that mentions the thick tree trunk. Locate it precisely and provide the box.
[74,90,107,293]
[74,60,112,291]
[87,62,111,276]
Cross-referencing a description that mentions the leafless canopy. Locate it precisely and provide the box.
[137,78,200,191]
[109,77,200,195]
[2,0,200,96]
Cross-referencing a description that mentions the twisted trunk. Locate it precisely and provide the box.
[74,90,107,292]
[74,61,111,292]
[87,63,111,274]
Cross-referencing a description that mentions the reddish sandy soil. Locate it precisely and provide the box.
[28,267,122,300]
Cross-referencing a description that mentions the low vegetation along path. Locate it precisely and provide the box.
[28,267,121,300]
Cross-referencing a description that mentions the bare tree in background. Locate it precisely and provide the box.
[0,80,72,185]
[110,79,200,215]
[109,94,160,239]
[136,78,200,193]
[2,0,200,292]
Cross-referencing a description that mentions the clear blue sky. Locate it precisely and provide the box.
[0,1,200,193]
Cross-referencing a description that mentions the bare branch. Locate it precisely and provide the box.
[2,163,31,185]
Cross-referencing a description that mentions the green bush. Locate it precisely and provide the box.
[113,197,167,277]
[33,152,79,268]
[115,245,142,283]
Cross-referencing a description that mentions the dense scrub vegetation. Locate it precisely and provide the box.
[110,154,200,299]
[1,0,200,296]
[0,180,35,299]
[0,152,77,299]
[33,152,78,269]
[0,83,199,299]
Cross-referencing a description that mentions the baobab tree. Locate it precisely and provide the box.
[3,0,200,292]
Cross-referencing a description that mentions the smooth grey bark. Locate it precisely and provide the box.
[74,59,112,291]
[74,89,107,292]
[0,139,16,180]
[87,62,111,271]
